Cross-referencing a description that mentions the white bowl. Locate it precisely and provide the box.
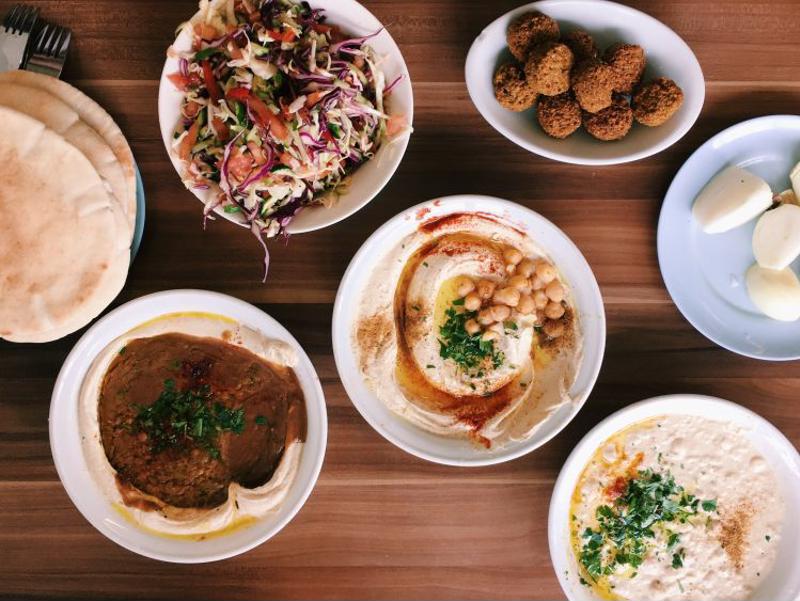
[465,0,705,165]
[49,290,327,563]
[331,195,606,466]
[548,395,800,601]
[157,0,413,234]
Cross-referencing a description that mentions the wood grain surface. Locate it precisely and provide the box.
[1,0,799,599]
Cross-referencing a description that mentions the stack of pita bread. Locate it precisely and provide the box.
[0,71,137,343]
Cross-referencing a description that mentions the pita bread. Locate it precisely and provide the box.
[0,70,137,238]
[0,84,133,242]
[0,106,130,343]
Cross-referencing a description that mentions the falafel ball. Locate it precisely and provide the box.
[537,93,582,139]
[604,43,646,94]
[583,96,633,140]
[493,63,538,111]
[524,42,574,96]
[632,77,684,126]
[571,60,616,113]
[562,30,599,63]
[507,11,560,61]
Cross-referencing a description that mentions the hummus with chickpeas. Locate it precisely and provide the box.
[354,212,582,447]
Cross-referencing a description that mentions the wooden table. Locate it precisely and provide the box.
[1,0,799,599]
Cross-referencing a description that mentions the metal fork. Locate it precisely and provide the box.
[0,4,39,72]
[25,21,71,78]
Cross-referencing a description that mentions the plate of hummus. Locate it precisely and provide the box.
[332,195,605,465]
[549,395,800,601]
[50,290,327,562]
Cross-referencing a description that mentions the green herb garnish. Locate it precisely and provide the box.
[194,46,222,60]
[579,469,716,581]
[254,415,267,426]
[132,379,245,460]
[223,204,242,213]
[438,302,503,375]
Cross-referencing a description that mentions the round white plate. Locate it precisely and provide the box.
[658,115,800,360]
[548,394,800,601]
[50,290,327,563]
[157,0,413,235]
[332,195,606,466]
[465,0,704,165]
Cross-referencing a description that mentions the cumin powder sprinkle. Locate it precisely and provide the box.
[719,502,753,570]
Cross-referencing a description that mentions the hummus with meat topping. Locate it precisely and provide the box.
[79,312,306,537]
[570,415,784,600]
[354,212,583,447]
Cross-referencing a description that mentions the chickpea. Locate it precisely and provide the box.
[476,279,496,299]
[517,294,535,315]
[535,261,557,285]
[493,286,521,307]
[544,301,565,320]
[464,292,482,312]
[464,319,481,335]
[545,280,564,303]
[543,320,565,338]
[490,304,511,322]
[531,275,545,290]
[455,275,476,297]
[517,259,536,277]
[482,330,499,342]
[477,308,495,325]
[533,290,549,310]
[503,247,523,265]
[488,322,505,335]
[505,263,517,275]
[508,274,532,294]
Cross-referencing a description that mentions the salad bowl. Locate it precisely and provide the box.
[157,0,414,235]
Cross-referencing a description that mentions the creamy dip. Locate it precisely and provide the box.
[354,212,583,447]
[79,312,305,538]
[570,415,784,600]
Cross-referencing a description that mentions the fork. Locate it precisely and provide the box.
[25,21,71,78]
[0,4,39,72]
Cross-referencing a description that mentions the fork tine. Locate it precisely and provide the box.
[49,26,66,56]
[22,5,38,32]
[35,24,55,55]
[58,28,71,57]
[3,4,21,31]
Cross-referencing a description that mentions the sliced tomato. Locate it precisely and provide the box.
[226,86,251,102]
[279,152,295,167]
[227,148,254,182]
[194,22,221,41]
[247,141,269,165]
[305,91,326,108]
[201,60,222,103]
[265,28,296,43]
[183,101,202,118]
[321,128,336,145]
[178,119,200,161]
[386,114,407,138]
[167,72,191,91]
[211,117,230,142]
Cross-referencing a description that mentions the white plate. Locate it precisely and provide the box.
[658,115,800,360]
[465,0,705,165]
[157,0,413,234]
[548,394,800,601]
[331,195,606,466]
[49,290,327,563]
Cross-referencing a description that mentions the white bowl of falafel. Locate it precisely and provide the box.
[465,0,705,165]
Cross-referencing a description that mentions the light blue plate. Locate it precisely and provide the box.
[658,115,800,361]
[132,163,145,261]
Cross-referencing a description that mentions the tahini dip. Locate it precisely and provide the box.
[570,414,784,600]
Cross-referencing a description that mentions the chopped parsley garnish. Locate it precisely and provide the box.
[132,379,245,460]
[438,302,503,375]
[579,469,716,581]
[118,346,127,355]
[254,415,268,426]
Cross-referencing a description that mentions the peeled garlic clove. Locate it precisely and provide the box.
[753,204,800,270]
[791,161,800,201]
[745,263,800,321]
[692,165,773,234]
